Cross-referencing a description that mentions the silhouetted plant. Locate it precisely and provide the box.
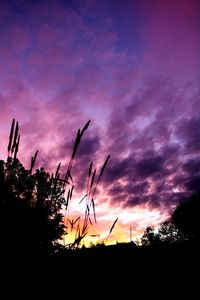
[0,156,66,255]
[141,222,184,246]
[158,221,185,243]
[67,154,110,249]
[106,217,118,243]
[172,192,200,242]
[0,118,110,254]
[0,120,80,254]
[141,226,160,246]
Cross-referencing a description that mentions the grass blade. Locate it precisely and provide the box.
[92,155,110,199]
[109,217,118,234]
[55,162,61,178]
[90,169,96,188]
[79,194,87,204]
[97,155,110,184]
[13,134,20,161]
[71,129,81,159]
[80,120,90,136]
[11,121,19,154]
[88,162,93,178]
[7,118,15,153]
[33,150,38,166]
[91,198,96,223]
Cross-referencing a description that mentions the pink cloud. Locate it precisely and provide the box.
[0,0,200,242]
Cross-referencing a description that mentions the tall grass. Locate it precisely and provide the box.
[65,154,110,249]
[6,119,110,249]
[106,218,118,243]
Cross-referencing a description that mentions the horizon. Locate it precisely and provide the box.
[0,0,200,245]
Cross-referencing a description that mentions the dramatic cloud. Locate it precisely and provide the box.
[0,0,200,242]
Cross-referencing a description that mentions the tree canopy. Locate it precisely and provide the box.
[172,192,200,242]
[141,191,200,246]
[0,157,65,255]
[141,221,185,246]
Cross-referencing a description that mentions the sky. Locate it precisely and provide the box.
[0,0,200,245]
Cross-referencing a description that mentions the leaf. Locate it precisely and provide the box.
[79,194,87,204]
[91,198,96,223]
[98,155,110,183]
[30,150,38,173]
[7,118,15,152]
[55,162,61,178]
[33,150,38,166]
[71,120,90,159]
[90,169,96,188]
[65,190,70,209]
[109,218,118,234]
[80,120,90,136]
[67,219,74,232]
[74,216,80,225]
[13,134,20,161]
[68,170,73,183]
[11,121,19,154]
[92,155,110,199]
[88,162,93,178]
[30,157,34,172]
[71,129,81,159]
[88,216,93,226]
[70,185,74,200]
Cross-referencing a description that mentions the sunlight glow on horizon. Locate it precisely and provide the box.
[62,193,169,246]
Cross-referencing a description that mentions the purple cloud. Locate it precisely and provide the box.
[0,0,200,237]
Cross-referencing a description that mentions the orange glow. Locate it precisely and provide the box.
[61,191,170,247]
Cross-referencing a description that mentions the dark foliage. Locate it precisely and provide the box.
[172,192,200,241]
[0,157,65,255]
[141,226,160,246]
[141,192,200,246]
[0,118,110,256]
[141,221,185,246]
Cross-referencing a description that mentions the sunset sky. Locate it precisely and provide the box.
[0,0,200,245]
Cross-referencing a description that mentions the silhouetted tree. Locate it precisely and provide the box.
[158,221,185,243]
[141,226,160,246]
[172,193,200,242]
[0,157,65,255]
[141,222,185,246]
